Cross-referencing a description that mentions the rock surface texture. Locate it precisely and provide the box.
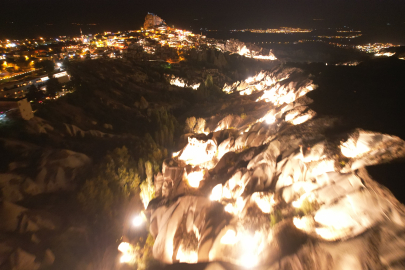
[148,67,405,270]
[0,143,91,270]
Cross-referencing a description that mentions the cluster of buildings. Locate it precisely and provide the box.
[355,43,399,54]
[316,34,362,39]
[231,27,312,34]
[0,37,81,84]
[1,13,285,82]
[0,71,70,99]
[250,27,312,34]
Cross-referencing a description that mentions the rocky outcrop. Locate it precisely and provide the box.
[144,13,167,30]
[146,66,405,269]
[0,147,91,200]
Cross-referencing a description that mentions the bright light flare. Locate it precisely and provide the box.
[239,233,260,268]
[224,197,244,215]
[293,216,314,231]
[118,242,136,264]
[251,193,274,213]
[172,151,180,158]
[240,254,258,268]
[176,244,198,263]
[132,215,143,227]
[220,229,238,244]
[178,138,216,166]
[265,114,276,124]
[186,171,204,188]
[210,184,222,201]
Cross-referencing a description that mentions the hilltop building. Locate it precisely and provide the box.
[144,13,167,30]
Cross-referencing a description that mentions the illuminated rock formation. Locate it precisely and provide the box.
[145,66,405,269]
[144,13,167,30]
[222,39,277,60]
[169,76,200,90]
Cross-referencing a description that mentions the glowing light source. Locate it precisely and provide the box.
[186,171,204,188]
[251,193,274,213]
[178,138,216,166]
[118,242,136,264]
[176,244,198,263]
[210,184,222,201]
[220,229,238,244]
[132,215,143,227]
[265,114,276,124]
[240,253,258,268]
[239,233,259,268]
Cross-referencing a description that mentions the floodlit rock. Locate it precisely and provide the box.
[147,66,405,269]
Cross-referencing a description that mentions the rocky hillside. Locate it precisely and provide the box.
[144,65,405,270]
[1,55,405,270]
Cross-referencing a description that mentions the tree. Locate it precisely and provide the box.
[62,57,70,68]
[77,146,141,268]
[45,77,62,97]
[194,118,206,133]
[185,117,196,133]
[78,146,140,218]
[140,161,155,209]
[196,74,222,98]
[26,85,43,101]
[34,60,55,73]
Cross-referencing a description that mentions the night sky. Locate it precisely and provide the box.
[1,0,405,39]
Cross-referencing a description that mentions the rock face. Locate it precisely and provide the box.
[0,143,91,270]
[221,39,277,60]
[144,13,167,29]
[0,145,91,200]
[148,66,405,269]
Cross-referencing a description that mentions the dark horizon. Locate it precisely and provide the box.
[1,0,405,40]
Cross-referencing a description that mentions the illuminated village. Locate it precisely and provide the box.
[1,11,405,270]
